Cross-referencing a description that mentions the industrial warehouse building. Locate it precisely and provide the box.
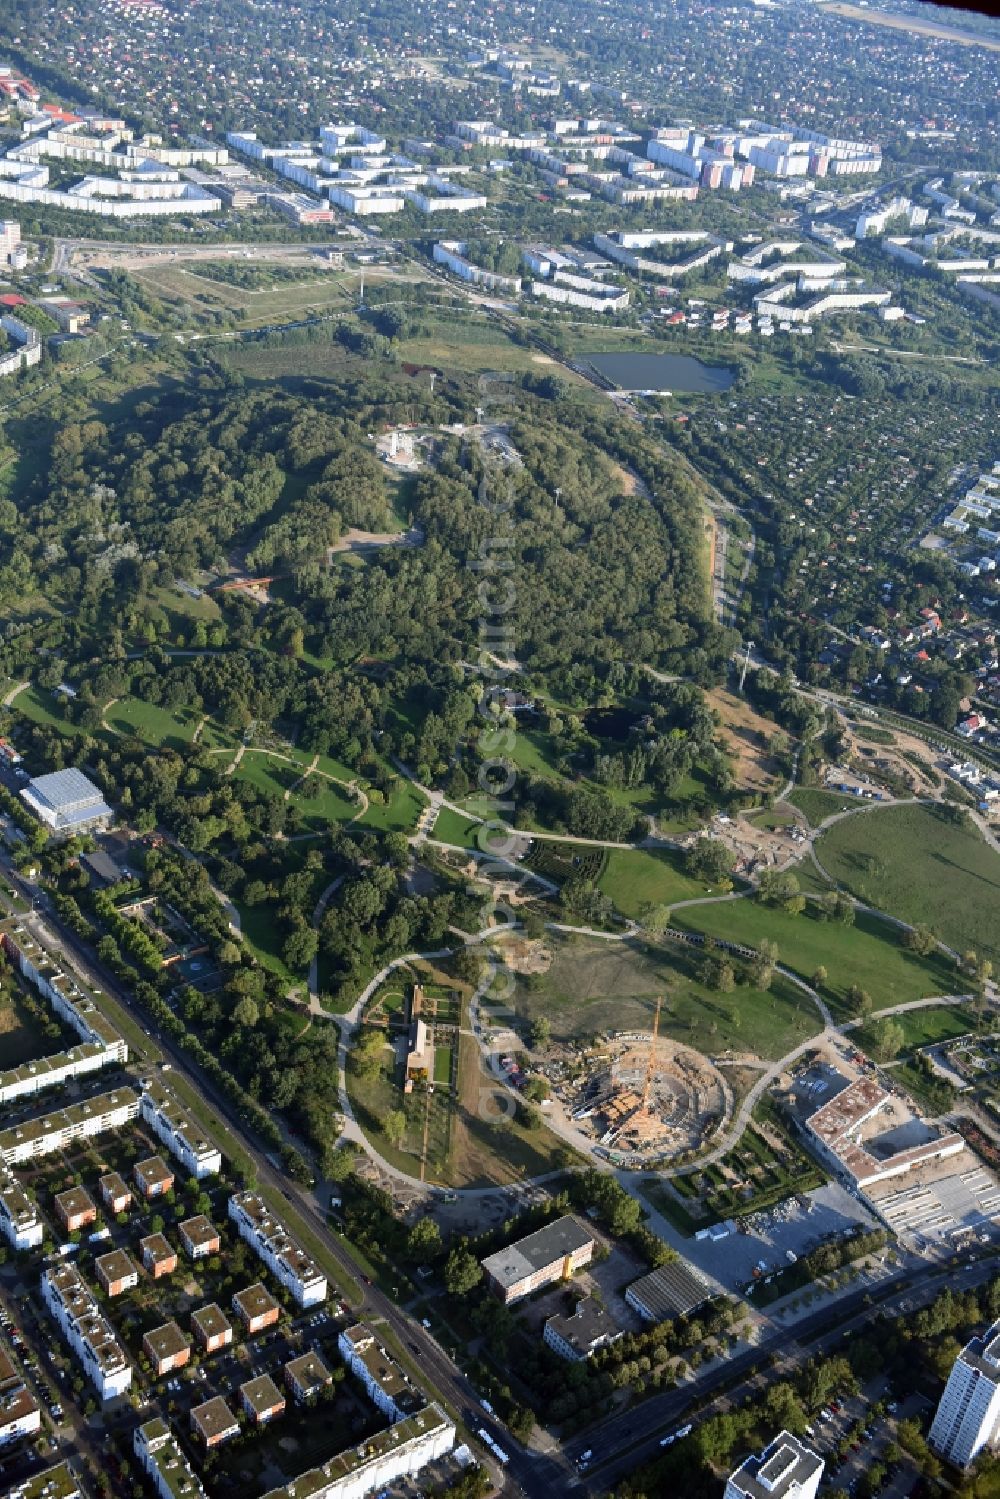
[19,768,113,837]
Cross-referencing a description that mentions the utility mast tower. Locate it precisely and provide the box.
[739,639,755,693]
[641,996,662,1113]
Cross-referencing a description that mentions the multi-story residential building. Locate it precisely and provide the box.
[179,1215,220,1260]
[337,1325,424,1422]
[725,1431,824,1499]
[543,1297,623,1362]
[133,1155,174,1201]
[0,1347,40,1446]
[98,1172,132,1216]
[189,1396,239,1448]
[228,1192,327,1307]
[54,1186,97,1233]
[139,1083,221,1179]
[10,1460,85,1498]
[142,1322,190,1377]
[0,1166,42,1249]
[232,1282,280,1335]
[41,1263,132,1400]
[481,1216,594,1305]
[140,1234,177,1279]
[191,1303,232,1354]
[432,239,521,293]
[95,1249,138,1298]
[134,1418,207,1499]
[259,1404,456,1499]
[930,1320,1000,1467]
[241,1373,286,1425]
[285,1351,333,1404]
[0,1088,140,1166]
[0,921,127,1106]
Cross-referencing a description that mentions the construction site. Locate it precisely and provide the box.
[570,1001,731,1166]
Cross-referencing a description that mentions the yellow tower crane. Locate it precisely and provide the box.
[641,995,662,1114]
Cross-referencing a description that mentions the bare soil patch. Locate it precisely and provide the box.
[707,687,785,792]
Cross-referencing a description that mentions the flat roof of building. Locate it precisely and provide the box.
[190,1395,238,1442]
[135,1155,174,1187]
[191,1303,231,1340]
[233,1282,279,1322]
[285,1350,332,1393]
[135,1418,206,1499]
[259,1404,453,1499]
[241,1372,285,1416]
[729,1430,824,1499]
[96,1248,138,1284]
[179,1215,219,1250]
[142,1080,220,1167]
[10,1460,84,1499]
[545,1296,621,1354]
[0,1086,139,1157]
[141,1233,176,1264]
[481,1214,593,1290]
[341,1325,420,1411]
[142,1321,188,1364]
[626,1259,712,1320]
[0,1346,40,1430]
[54,1186,96,1218]
[99,1171,131,1201]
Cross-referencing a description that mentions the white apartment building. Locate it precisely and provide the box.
[260,1404,455,1499]
[337,1325,423,1422]
[432,240,520,294]
[0,1166,42,1250]
[725,1431,824,1499]
[0,1087,140,1166]
[134,1417,207,1499]
[41,1263,132,1401]
[228,1192,327,1307]
[930,1321,1000,1467]
[594,229,725,279]
[531,279,629,312]
[0,1348,40,1446]
[140,1081,222,1179]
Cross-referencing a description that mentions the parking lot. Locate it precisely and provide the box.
[676,1179,882,1293]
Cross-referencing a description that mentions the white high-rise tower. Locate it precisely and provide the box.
[930,1321,1000,1468]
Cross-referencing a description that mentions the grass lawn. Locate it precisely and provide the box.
[598,846,730,918]
[854,1002,975,1053]
[673,898,959,1019]
[433,1044,453,1085]
[817,803,1000,967]
[359,779,427,833]
[104,697,200,750]
[512,934,821,1059]
[11,684,79,737]
[233,753,300,801]
[296,775,360,830]
[788,788,863,826]
[431,807,487,849]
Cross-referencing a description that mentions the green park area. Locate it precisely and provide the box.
[103,697,202,749]
[597,845,733,918]
[431,807,484,850]
[816,803,1000,967]
[513,934,821,1059]
[854,1002,974,1056]
[788,788,863,827]
[673,898,958,1018]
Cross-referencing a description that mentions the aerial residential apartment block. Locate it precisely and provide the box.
[179,1215,220,1260]
[284,1350,333,1404]
[54,1186,97,1233]
[232,1282,280,1335]
[337,1324,424,1422]
[139,1081,222,1179]
[930,1320,1000,1467]
[228,1191,327,1307]
[98,1172,132,1216]
[0,1347,41,1446]
[0,1166,43,1249]
[725,1431,824,1499]
[191,1303,232,1353]
[134,1418,207,1499]
[0,1088,140,1166]
[142,1322,190,1378]
[140,1234,177,1279]
[241,1373,286,1425]
[481,1215,594,1304]
[190,1395,239,1448]
[41,1263,132,1400]
[133,1156,174,1201]
[95,1249,139,1298]
[259,1404,456,1499]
